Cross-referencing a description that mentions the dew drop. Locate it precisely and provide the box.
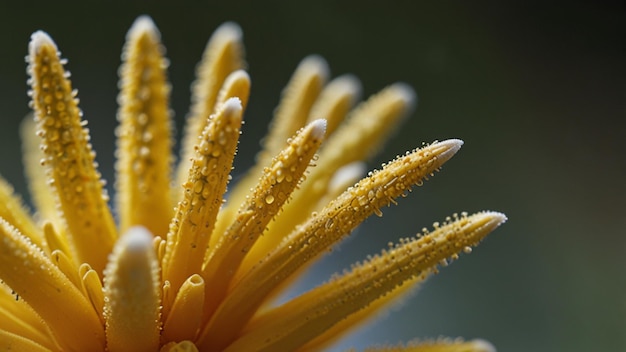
[265,195,275,204]
[463,246,472,254]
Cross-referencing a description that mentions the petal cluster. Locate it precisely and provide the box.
[0,15,506,352]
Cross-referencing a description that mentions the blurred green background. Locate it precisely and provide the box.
[0,1,623,351]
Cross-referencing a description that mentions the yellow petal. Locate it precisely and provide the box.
[0,285,58,351]
[363,338,496,352]
[0,175,43,249]
[176,22,245,192]
[49,249,81,288]
[27,31,117,273]
[116,15,173,236]
[41,221,70,258]
[254,56,328,172]
[313,161,366,212]
[212,56,329,248]
[301,274,425,351]
[160,340,199,352]
[162,98,243,299]
[198,139,462,351]
[232,212,505,351]
[80,264,105,324]
[247,83,415,272]
[0,330,52,352]
[0,219,104,351]
[306,74,361,136]
[215,69,251,111]
[103,227,161,352]
[199,119,327,325]
[162,274,205,343]
[20,115,62,229]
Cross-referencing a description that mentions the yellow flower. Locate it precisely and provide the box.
[0,15,506,352]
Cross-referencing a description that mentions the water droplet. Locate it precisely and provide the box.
[265,195,275,204]
[463,246,472,254]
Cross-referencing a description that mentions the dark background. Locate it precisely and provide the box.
[0,1,623,351]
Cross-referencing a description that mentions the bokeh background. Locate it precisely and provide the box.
[0,1,623,351]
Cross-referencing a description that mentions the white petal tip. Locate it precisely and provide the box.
[222,97,243,114]
[121,226,154,253]
[329,162,366,191]
[390,82,417,110]
[483,211,508,226]
[214,21,243,41]
[29,31,57,56]
[437,138,464,155]
[470,339,497,352]
[128,15,160,39]
[226,69,250,82]
[300,55,330,81]
[331,74,363,101]
[309,119,327,139]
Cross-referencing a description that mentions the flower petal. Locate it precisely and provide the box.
[199,119,327,324]
[20,115,63,229]
[363,338,496,352]
[28,31,117,273]
[176,22,245,192]
[162,97,243,299]
[248,83,416,272]
[0,285,58,351]
[307,74,362,136]
[0,176,43,249]
[0,330,51,352]
[0,219,104,351]
[116,15,174,236]
[162,274,205,343]
[198,139,462,350]
[213,56,329,246]
[103,227,161,352]
[230,212,505,351]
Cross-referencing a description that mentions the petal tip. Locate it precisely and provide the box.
[29,30,57,56]
[122,226,154,252]
[470,339,497,352]
[222,97,243,115]
[485,211,508,227]
[309,118,327,139]
[390,82,417,110]
[128,15,160,39]
[214,21,243,41]
[300,54,330,81]
[433,138,464,161]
